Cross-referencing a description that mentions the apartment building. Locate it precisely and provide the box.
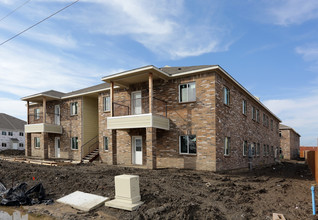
[21,84,108,161]
[22,65,281,171]
[0,113,26,151]
[99,65,281,171]
[279,124,300,160]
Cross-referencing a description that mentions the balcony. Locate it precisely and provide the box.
[25,113,62,134]
[107,96,169,130]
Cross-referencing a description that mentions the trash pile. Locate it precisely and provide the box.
[0,181,53,206]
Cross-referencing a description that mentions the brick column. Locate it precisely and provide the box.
[146,127,156,169]
[112,129,117,165]
[25,133,31,157]
[43,97,46,123]
[27,101,30,124]
[41,132,48,159]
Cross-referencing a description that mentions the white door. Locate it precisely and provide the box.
[132,136,142,165]
[55,137,60,158]
[55,105,60,125]
[12,143,18,150]
[131,91,142,115]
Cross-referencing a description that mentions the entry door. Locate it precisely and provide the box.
[132,136,142,165]
[55,137,60,158]
[131,91,142,115]
[55,105,60,125]
[12,143,18,150]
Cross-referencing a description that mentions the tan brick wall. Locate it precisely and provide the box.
[280,129,300,160]
[214,72,280,171]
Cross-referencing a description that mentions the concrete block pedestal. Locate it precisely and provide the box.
[105,174,144,211]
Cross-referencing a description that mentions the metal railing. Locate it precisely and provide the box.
[28,112,61,125]
[80,136,99,159]
[113,96,167,117]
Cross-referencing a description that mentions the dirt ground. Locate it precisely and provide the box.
[0,156,316,220]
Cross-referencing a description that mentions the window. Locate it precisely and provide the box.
[243,140,248,156]
[19,143,24,147]
[180,135,196,154]
[270,119,273,130]
[104,136,109,151]
[34,137,40,148]
[267,145,269,156]
[70,102,78,116]
[271,146,274,155]
[71,137,78,150]
[103,96,110,112]
[251,143,256,156]
[19,132,24,136]
[34,108,40,120]
[256,109,260,122]
[263,114,269,127]
[279,131,282,137]
[256,143,260,156]
[242,100,247,115]
[2,143,7,147]
[179,82,196,102]
[223,87,230,105]
[224,137,230,156]
[8,132,13,136]
[2,131,6,135]
[263,144,266,156]
[252,107,256,120]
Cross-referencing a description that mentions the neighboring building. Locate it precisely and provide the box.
[0,113,26,151]
[300,146,317,159]
[279,124,301,160]
[22,65,281,171]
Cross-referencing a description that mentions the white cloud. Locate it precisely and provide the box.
[264,95,318,146]
[0,97,26,120]
[267,0,318,26]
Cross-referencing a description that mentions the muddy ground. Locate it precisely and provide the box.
[0,156,316,220]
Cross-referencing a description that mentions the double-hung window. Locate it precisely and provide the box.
[179,82,196,102]
[256,143,260,156]
[2,143,6,147]
[71,137,78,150]
[34,137,40,148]
[252,107,256,120]
[103,96,110,112]
[104,136,109,151]
[19,143,24,147]
[224,87,230,105]
[243,140,248,156]
[180,135,196,154]
[34,108,40,120]
[2,131,6,135]
[19,132,24,136]
[256,109,260,122]
[70,102,78,116]
[242,100,247,115]
[8,132,13,136]
[224,137,230,156]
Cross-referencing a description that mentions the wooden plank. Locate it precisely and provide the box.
[273,213,286,220]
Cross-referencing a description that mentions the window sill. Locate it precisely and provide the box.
[224,155,230,157]
[223,103,230,107]
[71,148,78,151]
[103,111,111,113]
[179,101,196,104]
[70,114,78,117]
[180,153,197,156]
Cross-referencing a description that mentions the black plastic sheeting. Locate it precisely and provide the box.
[0,181,53,206]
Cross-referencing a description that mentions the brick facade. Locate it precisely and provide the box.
[280,127,300,160]
[99,69,280,171]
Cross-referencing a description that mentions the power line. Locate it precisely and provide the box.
[0,0,32,22]
[0,0,79,47]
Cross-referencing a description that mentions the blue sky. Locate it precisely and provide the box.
[0,0,317,146]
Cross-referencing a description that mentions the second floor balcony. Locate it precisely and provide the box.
[107,95,170,130]
[25,112,62,134]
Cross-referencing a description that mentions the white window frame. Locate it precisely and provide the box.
[243,140,248,156]
[223,87,230,105]
[224,137,230,156]
[179,135,197,154]
[242,100,247,115]
[34,137,40,148]
[103,96,110,112]
[104,136,109,151]
[179,82,196,103]
[71,137,78,150]
[70,102,78,116]
[34,108,40,120]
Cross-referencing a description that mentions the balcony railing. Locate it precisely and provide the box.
[28,112,60,125]
[113,96,167,117]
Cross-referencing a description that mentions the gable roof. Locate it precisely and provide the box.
[63,83,110,99]
[159,65,217,75]
[0,113,26,131]
[279,124,301,137]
